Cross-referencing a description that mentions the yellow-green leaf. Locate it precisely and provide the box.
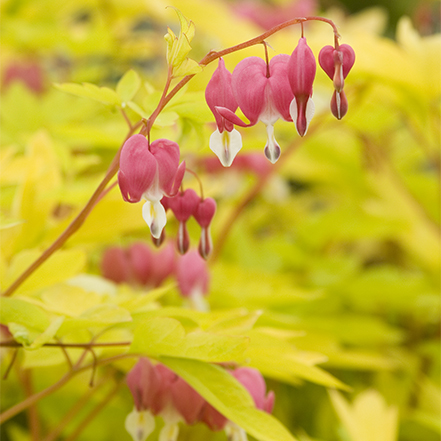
[130,317,248,362]
[116,70,141,104]
[161,357,298,441]
[54,82,121,107]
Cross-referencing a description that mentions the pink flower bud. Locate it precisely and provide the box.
[287,37,316,136]
[167,189,201,254]
[194,198,216,229]
[176,250,210,298]
[231,367,275,414]
[166,189,200,222]
[100,247,131,284]
[318,44,355,92]
[194,198,216,259]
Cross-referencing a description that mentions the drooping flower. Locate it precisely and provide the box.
[125,358,205,441]
[318,44,355,119]
[165,189,201,254]
[287,37,317,136]
[205,58,242,167]
[193,197,216,259]
[217,54,294,163]
[118,134,185,239]
[176,249,210,310]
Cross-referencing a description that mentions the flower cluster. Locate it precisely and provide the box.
[101,242,210,309]
[162,189,216,259]
[118,134,216,258]
[205,37,355,166]
[125,358,274,441]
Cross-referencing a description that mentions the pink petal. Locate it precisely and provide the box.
[200,402,228,431]
[167,189,200,222]
[194,198,216,228]
[205,58,238,133]
[330,89,348,120]
[319,44,356,81]
[171,377,205,424]
[267,54,293,122]
[118,134,157,203]
[215,107,250,128]
[231,56,268,125]
[288,37,316,100]
[149,242,176,287]
[100,247,131,284]
[128,242,154,285]
[126,358,161,411]
[231,367,267,410]
[150,139,181,196]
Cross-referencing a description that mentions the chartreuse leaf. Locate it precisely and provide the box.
[160,357,298,441]
[0,297,50,331]
[246,329,349,390]
[58,304,132,337]
[28,316,64,349]
[1,298,63,348]
[129,317,248,362]
[54,82,121,107]
[329,389,398,441]
[116,70,141,104]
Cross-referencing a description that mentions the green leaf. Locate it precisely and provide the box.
[0,297,50,331]
[116,70,141,104]
[130,317,248,362]
[54,82,121,107]
[160,357,298,441]
[28,316,64,349]
[58,304,132,336]
[246,329,350,390]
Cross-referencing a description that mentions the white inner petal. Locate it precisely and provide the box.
[142,199,167,239]
[264,124,281,164]
[209,128,242,167]
[159,422,180,441]
[125,408,155,441]
[225,422,249,441]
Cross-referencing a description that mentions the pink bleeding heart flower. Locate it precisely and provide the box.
[217,54,294,163]
[319,44,355,119]
[205,58,242,167]
[176,249,210,310]
[165,189,201,254]
[287,37,316,136]
[118,134,186,239]
[193,197,217,259]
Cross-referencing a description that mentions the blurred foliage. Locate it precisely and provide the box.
[1,1,440,441]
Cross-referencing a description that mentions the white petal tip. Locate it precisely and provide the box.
[142,200,167,239]
[209,128,242,167]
